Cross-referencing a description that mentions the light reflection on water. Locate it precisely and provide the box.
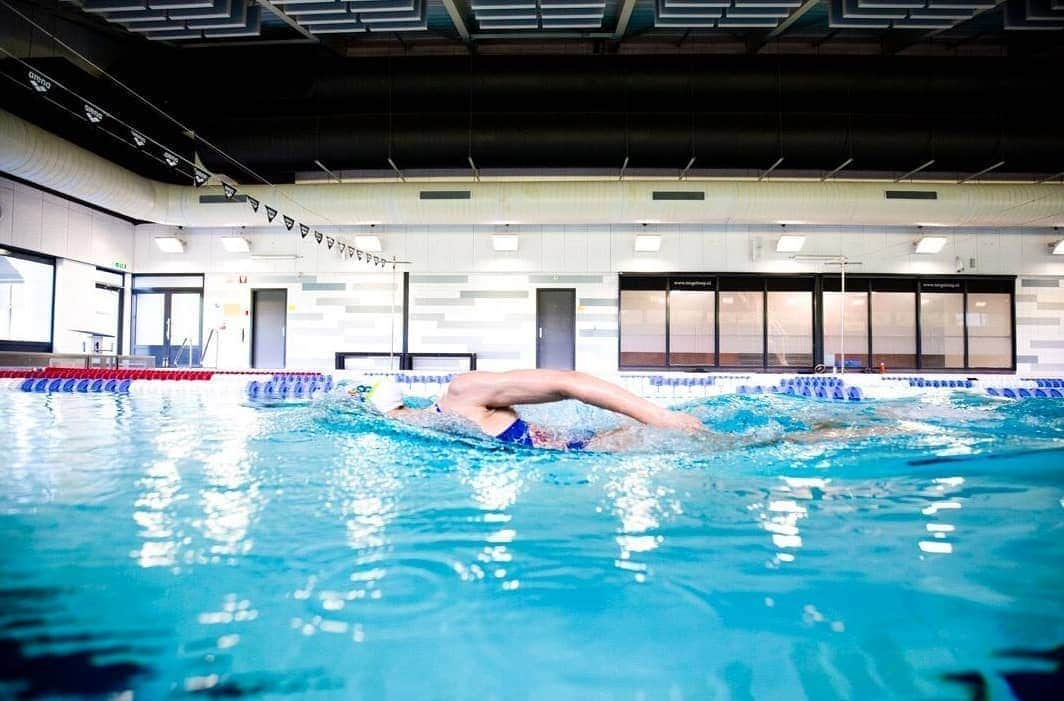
[0,390,1062,700]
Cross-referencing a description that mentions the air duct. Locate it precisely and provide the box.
[2,109,1062,229]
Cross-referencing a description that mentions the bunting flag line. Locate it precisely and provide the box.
[265,206,277,223]
[327,237,335,250]
[299,224,310,239]
[222,182,238,200]
[163,151,179,167]
[131,129,146,147]
[314,231,323,244]
[283,216,295,231]
[248,196,259,213]
[338,242,346,254]
[193,168,209,187]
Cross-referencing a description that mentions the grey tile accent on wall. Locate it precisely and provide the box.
[1016,355,1040,364]
[411,313,446,321]
[345,305,403,313]
[1017,317,1062,326]
[437,321,525,330]
[414,298,472,306]
[1031,340,1064,349]
[302,282,346,291]
[288,313,324,321]
[1020,278,1061,288]
[1015,294,1038,303]
[528,275,604,283]
[459,291,529,299]
[580,328,618,337]
[410,275,469,284]
[1037,302,1064,311]
[1027,363,1064,371]
[579,298,617,307]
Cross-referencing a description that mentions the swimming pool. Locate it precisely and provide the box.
[1,380,1062,700]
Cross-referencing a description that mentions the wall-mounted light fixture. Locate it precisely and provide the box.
[492,234,519,252]
[914,236,948,254]
[634,234,661,252]
[220,236,250,253]
[354,235,382,252]
[154,237,185,253]
[776,235,805,253]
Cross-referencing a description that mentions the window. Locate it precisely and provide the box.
[871,291,917,370]
[767,287,813,368]
[823,292,869,370]
[967,293,1012,368]
[616,274,1013,372]
[669,289,714,366]
[0,248,55,351]
[718,290,763,367]
[619,289,666,367]
[920,290,965,369]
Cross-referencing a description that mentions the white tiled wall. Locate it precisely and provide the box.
[128,222,1064,374]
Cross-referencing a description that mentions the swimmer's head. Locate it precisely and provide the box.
[348,378,404,414]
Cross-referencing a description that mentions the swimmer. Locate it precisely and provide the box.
[352,369,706,451]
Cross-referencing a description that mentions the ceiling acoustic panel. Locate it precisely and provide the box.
[653,0,803,29]
[472,0,607,30]
[66,0,264,39]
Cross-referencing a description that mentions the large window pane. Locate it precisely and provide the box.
[134,293,165,347]
[767,291,812,367]
[170,293,202,346]
[719,292,763,366]
[822,292,868,370]
[967,293,1012,368]
[0,254,54,344]
[920,293,964,368]
[94,286,121,354]
[669,290,714,366]
[620,290,666,366]
[871,292,917,370]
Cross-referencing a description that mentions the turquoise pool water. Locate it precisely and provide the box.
[1,388,1062,700]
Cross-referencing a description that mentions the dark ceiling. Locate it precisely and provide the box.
[0,1,1062,185]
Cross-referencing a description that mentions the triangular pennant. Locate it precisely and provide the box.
[163,151,179,167]
[193,168,209,187]
[372,255,380,266]
[356,250,363,262]
[248,196,259,212]
[314,231,323,244]
[131,130,146,147]
[223,183,238,200]
[327,237,335,250]
[338,242,346,254]
[265,206,277,223]
[299,224,310,239]
[283,216,295,231]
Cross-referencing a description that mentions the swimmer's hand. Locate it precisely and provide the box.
[654,410,708,434]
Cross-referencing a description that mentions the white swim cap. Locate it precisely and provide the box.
[368,379,404,413]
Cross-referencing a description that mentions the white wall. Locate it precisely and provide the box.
[1,176,135,354]
[131,223,1064,374]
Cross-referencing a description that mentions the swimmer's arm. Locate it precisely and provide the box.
[446,370,705,432]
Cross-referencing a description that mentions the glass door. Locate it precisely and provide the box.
[133,290,203,367]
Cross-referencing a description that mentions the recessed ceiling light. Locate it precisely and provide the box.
[1052,240,1064,255]
[776,235,805,253]
[154,237,185,253]
[355,235,382,252]
[634,234,661,252]
[492,234,519,252]
[220,236,250,253]
[914,236,948,254]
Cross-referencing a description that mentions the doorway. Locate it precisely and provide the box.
[132,289,203,367]
[251,289,287,369]
[536,288,576,370]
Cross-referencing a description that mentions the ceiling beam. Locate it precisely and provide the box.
[768,0,821,39]
[613,0,638,41]
[256,0,318,42]
[884,0,1007,55]
[440,0,472,43]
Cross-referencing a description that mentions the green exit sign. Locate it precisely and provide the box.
[113,261,128,270]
